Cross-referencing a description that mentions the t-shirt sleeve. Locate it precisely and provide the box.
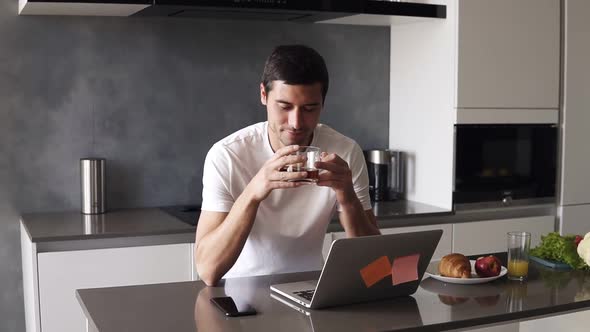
[337,142,373,212]
[201,144,235,212]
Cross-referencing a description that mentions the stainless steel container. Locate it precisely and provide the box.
[80,158,106,214]
[364,150,405,201]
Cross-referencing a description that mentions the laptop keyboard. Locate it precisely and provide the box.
[294,290,315,301]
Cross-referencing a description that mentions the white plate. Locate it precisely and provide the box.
[425,260,507,285]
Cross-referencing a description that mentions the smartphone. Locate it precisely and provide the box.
[210,296,257,317]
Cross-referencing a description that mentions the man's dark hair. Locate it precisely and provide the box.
[261,45,329,102]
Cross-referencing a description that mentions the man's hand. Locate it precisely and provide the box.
[315,152,357,206]
[245,145,310,203]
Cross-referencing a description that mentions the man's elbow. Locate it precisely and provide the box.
[196,261,223,286]
[200,273,221,287]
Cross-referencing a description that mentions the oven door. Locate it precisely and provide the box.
[453,124,557,205]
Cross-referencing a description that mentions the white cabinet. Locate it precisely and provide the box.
[452,216,555,256]
[467,325,519,332]
[36,244,192,332]
[332,223,453,261]
[559,204,590,238]
[389,0,561,209]
[456,0,560,110]
[520,308,590,332]
[322,233,333,260]
[190,243,200,281]
[559,0,590,206]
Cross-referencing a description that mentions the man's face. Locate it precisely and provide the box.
[261,81,323,150]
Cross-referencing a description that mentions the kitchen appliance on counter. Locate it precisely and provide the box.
[364,150,405,202]
[160,205,201,226]
[453,124,557,207]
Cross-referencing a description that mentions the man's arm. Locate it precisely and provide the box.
[194,190,260,286]
[316,152,380,237]
[338,206,380,237]
[195,145,309,286]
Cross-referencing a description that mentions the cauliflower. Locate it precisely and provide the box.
[576,232,590,267]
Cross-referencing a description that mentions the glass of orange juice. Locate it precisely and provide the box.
[507,232,531,281]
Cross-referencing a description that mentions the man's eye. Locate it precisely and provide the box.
[304,107,318,113]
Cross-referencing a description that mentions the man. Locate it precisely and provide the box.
[195,45,380,286]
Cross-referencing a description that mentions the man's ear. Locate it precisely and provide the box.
[260,83,267,105]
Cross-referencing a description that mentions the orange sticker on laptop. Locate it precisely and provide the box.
[360,256,392,288]
[391,253,420,285]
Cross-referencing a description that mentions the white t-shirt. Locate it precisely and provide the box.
[200,121,372,278]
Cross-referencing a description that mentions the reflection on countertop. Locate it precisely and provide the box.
[20,208,195,243]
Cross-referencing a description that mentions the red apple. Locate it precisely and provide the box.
[575,235,583,247]
[475,255,502,277]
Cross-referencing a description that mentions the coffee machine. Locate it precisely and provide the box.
[364,150,405,201]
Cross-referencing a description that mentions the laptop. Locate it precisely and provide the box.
[270,230,442,309]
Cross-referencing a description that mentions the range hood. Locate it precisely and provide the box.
[135,0,446,22]
[19,0,446,22]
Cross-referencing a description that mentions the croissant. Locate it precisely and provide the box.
[439,253,471,278]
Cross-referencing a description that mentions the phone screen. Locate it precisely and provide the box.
[210,296,257,317]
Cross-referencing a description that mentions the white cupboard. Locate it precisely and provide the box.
[452,216,555,256]
[560,0,590,207]
[456,0,560,109]
[36,244,192,332]
[389,0,561,209]
[322,233,333,260]
[559,205,590,237]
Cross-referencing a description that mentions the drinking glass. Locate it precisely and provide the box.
[282,146,321,183]
[507,232,531,281]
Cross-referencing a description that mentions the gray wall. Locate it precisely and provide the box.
[0,1,389,330]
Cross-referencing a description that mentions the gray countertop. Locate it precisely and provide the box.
[20,200,555,249]
[76,256,590,332]
[20,200,453,243]
[20,208,195,243]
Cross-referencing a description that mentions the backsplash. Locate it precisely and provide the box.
[0,0,389,330]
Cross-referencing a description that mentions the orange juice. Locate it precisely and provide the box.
[508,260,529,278]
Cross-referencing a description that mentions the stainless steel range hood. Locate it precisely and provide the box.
[18,0,446,23]
[134,0,447,22]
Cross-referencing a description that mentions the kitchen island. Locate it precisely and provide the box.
[22,203,557,332]
[76,256,590,332]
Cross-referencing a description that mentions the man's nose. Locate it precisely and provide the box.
[288,108,303,130]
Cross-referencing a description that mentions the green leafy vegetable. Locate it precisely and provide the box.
[530,232,588,270]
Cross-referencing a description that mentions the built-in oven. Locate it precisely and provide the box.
[453,124,557,207]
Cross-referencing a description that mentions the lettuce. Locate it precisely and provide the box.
[529,232,588,270]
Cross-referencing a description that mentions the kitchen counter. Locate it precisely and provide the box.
[21,208,195,242]
[159,200,455,230]
[20,199,556,252]
[329,200,453,232]
[19,208,196,252]
[20,200,453,245]
[76,255,590,332]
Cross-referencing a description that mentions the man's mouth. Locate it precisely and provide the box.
[284,129,305,137]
